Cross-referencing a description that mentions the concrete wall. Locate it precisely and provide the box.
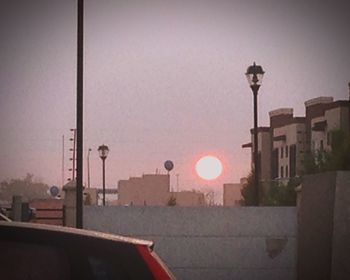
[297,172,336,280]
[84,206,297,280]
[298,171,350,280]
[331,172,350,279]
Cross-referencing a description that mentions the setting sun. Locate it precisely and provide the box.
[195,155,223,180]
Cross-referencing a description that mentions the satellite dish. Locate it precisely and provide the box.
[50,186,60,198]
[164,160,174,172]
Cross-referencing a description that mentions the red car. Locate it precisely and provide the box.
[0,221,175,280]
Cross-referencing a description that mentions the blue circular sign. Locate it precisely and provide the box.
[50,186,60,197]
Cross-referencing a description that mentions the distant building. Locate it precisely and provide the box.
[83,188,98,205]
[117,174,207,207]
[118,174,170,206]
[223,179,246,206]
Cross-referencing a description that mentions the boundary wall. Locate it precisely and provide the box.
[84,206,297,280]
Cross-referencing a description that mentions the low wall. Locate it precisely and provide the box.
[298,171,350,280]
[84,206,297,280]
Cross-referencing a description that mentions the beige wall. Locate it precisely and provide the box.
[85,206,297,280]
[83,188,98,205]
[311,106,349,153]
[310,116,327,151]
[249,130,271,182]
[260,131,271,182]
[223,183,242,206]
[273,122,306,178]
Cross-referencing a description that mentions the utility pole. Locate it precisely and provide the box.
[87,148,92,189]
[69,129,76,181]
[62,135,65,187]
[76,0,84,229]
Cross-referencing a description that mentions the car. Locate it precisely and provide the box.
[0,221,175,280]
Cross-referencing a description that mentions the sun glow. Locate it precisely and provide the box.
[195,155,223,180]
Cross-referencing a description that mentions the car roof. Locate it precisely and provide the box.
[0,221,153,249]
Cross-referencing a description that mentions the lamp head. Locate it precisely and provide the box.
[245,62,265,89]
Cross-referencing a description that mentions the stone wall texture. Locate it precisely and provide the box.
[84,206,297,280]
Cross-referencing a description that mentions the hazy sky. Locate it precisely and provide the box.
[1,0,349,201]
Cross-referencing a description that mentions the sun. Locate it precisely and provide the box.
[195,155,223,180]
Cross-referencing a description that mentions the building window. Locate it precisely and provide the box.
[281,147,284,158]
[320,140,324,151]
[285,165,289,178]
[280,166,284,178]
[285,146,289,158]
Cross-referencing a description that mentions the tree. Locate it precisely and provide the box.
[167,195,177,206]
[240,172,259,206]
[240,172,299,206]
[265,178,299,206]
[303,129,350,174]
[0,173,50,202]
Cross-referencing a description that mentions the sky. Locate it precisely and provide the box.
[0,0,350,202]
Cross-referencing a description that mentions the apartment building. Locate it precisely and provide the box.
[305,97,350,153]
[243,94,350,183]
[269,108,306,180]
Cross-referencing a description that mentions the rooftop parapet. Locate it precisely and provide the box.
[269,108,293,118]
[305,96,333,107]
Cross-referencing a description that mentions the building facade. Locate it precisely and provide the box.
[223,179,246,206]
[117,174,207,207]
[243,95,350,184]
[269,108,306,180]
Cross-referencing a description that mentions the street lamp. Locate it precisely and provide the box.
[245,62,265,206]
[98,144,109,206]
[87,148,92,189]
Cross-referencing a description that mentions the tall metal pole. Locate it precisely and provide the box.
[76,0,84,229]
[252,86,260,206]
[102,158,106,206]
[62,135,65,187]
[87,148,91,189]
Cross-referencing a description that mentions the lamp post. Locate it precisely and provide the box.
[98,144,109,206]
[76,0,84,229]
[87,148,92,189]
[245,62,265,206]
